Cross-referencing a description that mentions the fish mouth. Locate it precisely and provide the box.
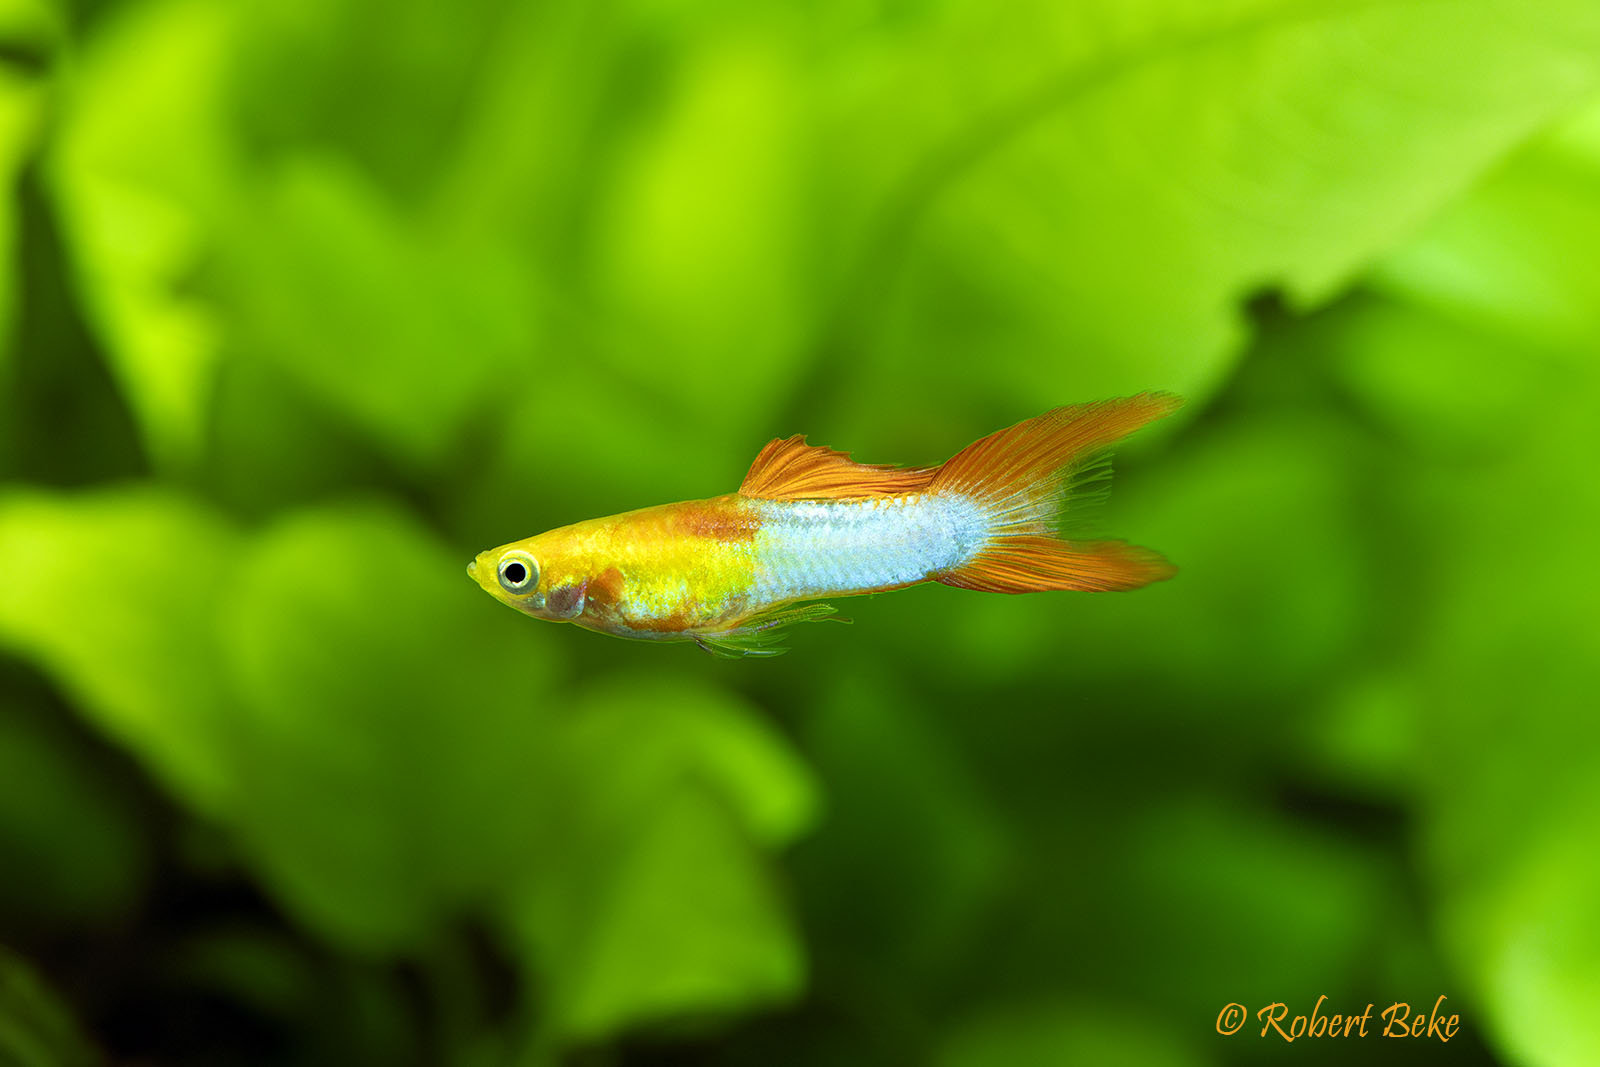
[467,559,479,581]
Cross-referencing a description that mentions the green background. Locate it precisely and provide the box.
[3,0,1599,1063]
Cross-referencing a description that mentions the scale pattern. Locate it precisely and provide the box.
[746,493,990,602]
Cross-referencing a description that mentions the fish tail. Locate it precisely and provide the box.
[929,393,1181,593]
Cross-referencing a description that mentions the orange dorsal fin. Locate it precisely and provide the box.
[738,436,937,500]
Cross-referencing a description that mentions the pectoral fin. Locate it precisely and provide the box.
[693,602,848,658]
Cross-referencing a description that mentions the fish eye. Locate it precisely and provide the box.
[497,551,539,594]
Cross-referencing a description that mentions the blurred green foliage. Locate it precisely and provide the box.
[2,0,1600,1064]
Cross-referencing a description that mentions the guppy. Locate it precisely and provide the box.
[468,393,1180,656]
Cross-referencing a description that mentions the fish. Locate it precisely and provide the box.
[467,393,1181,657]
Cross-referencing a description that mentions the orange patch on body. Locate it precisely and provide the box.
[588,567,626,606]
[651,610,697,633]
[664,497,760,543]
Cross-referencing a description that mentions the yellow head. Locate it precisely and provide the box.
[469,540,544,610]
[468,530,595,624]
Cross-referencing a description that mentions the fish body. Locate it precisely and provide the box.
[469,394,1180,656]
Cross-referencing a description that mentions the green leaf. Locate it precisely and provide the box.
[504,677,817,1043]
[848,0,1600,415]
[581,22,810,439]
[562,677,819,851]
[0,488,240,815]
[1372,92,1600,362]
[0,944,99,1067]
[48,0,531,473]
[0,0,57,372]
[1320,292,1558,456]
[1319,101,1600,1067]
[217,504,557,951]
[1437,787,1600,1067]
[552,786,804,1042]
[217,156,529,470]
[1411,413,1600,1067]
[47,0,236,470]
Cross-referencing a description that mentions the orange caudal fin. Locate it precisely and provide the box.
[931,394,1181,593]
[940,537,1175,593]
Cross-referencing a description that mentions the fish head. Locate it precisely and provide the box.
[469,537,549,615]
[468,532,590,623]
